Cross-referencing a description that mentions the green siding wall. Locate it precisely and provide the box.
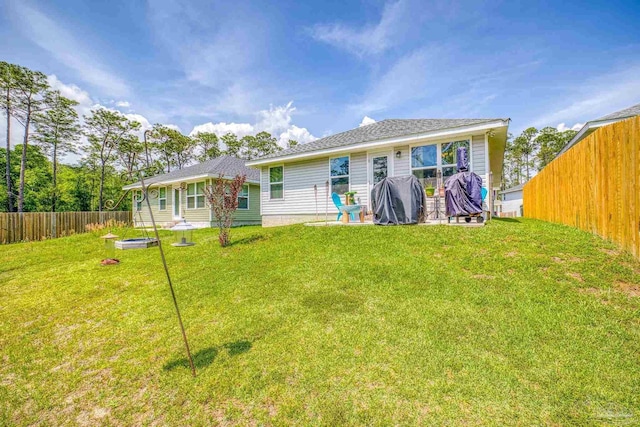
[133,180,260,228]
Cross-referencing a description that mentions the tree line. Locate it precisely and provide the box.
[501,126,578,188]
[0,61,295,213]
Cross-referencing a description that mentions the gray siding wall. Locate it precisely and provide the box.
[261,152,369,215]
[471,134,486,177]
[392,145,410,176]
[134,179,260,228]
[262,158,335,215]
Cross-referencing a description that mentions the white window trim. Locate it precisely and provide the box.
[268,165,284,200]
[186,181,206,210]
[158,186,167,211]
[409,136,473,182]
[237,184,250,210]
[329,154,351,195]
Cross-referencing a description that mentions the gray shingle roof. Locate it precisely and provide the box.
[124,156,259,189]
[595,102,640,121]
[254,118,508,161]
[556,102,640,157]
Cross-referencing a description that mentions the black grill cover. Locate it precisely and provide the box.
[444,147,483,216]
[371,175,426,225]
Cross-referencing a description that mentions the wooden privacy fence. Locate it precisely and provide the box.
[0,211,132,245]
[524,116,639,259]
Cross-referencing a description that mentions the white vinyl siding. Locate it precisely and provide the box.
[258,131,497,222]
[392,146,410,176]
[471,134,486,177]
[261,158,336,215]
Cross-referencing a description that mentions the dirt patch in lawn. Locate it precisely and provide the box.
[615,281,640,297]
[599,248,620,256]
[567,272,584,282]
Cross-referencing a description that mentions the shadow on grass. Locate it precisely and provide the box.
[493,217,522,223]
[228,235,266,247]
[163,339,252,371]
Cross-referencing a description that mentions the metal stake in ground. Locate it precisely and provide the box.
[141,131,196,377]
[103,134,196,377]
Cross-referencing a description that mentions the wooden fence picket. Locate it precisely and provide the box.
[0,211,131,245]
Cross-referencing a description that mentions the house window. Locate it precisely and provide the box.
[411,140,470,187]
[158,187,167,210]
[441,140,470,179]
[186,182,205,209]
[330,156,349,195]
[238,185,249,209]
[269,166,284,199]
[411,145,437,188]
[133,190,143,211]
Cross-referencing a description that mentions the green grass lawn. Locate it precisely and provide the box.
[1,219,639,426]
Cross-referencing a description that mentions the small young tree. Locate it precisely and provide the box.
[204,174,247,247]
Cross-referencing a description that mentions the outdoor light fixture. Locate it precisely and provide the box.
[170,220,196,247]
[396,150,402,158]
[100,232,120,265]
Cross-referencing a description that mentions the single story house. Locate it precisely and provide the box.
[498,184,523,217]
[123,156,261,228]
[246,118,510,226]
[557,102,640,157]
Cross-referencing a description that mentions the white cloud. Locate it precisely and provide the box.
[9,0,130,97]
[556,122,584,132]
[189,101,317,148]
[190,122,255,139]
[48,75,92,107]
[279,125,317,145]
[307,1,405,57]
[115,101,131,108]
[359,116,377,127]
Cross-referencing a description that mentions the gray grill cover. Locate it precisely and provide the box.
[371,175,426,225]
[444,147,483,216]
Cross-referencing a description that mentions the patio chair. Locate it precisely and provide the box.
[332,193,360,221]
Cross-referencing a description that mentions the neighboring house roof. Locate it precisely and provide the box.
[499,183,524,195]
[247,118,509,165]
[123,155,260,190]
[557,102,640,157]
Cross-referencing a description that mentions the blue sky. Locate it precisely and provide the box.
[1,0,639,151]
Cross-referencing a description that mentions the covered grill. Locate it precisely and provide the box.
[444,147,483,217]
[371,175,426,225]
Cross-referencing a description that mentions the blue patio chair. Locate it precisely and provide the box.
[332,193,360,221]
[481,187,488,202]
